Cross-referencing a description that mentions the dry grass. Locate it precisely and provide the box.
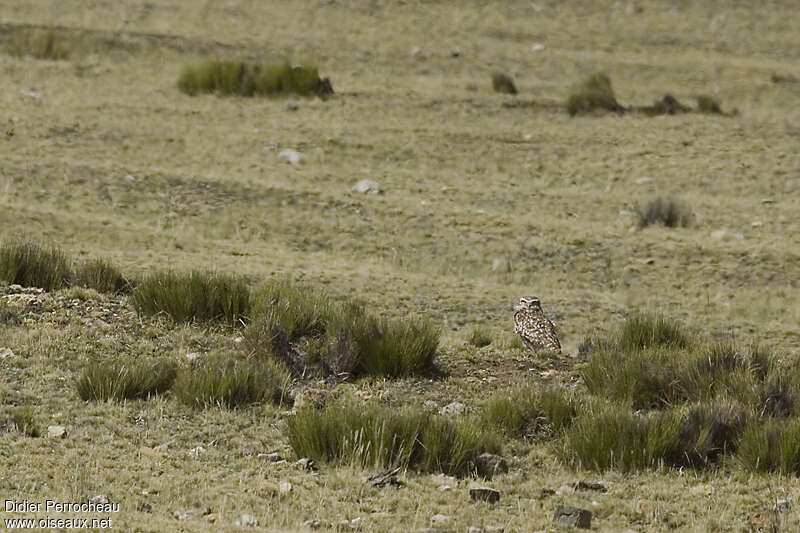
[3,0,800,530]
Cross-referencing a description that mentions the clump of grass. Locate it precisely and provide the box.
[178,59,333,98]
[0,406,40,437]
[737,418,800,474]
[566,73,626,116]
[468,326,493,348]
[479,384,578,440]
[130,270,250,324]
[287,400,501,476]
[637,94,691,116]
[245,280,440,378]
[491,72,517,95]
[0,238,73,291]
[676,400,748,467]
[174,355,290,409]
[8,29,71,60]
[0,299,22,326]
[76,358,177,401]
[695,94,722,114]
[561,401,682,472]
[74,258,130,294]
[618,312,690,350]
[636,196,692,228]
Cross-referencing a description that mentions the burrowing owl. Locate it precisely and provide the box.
[514,297,561,354]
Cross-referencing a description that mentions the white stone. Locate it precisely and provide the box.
[278,149,303,165]
[47,425,67,438]
[531,43,545,52]
[185,352,201,362]
[235,513,259,527]
[188,446,206,457]
[352,179,383,194]
[0,347,14,359]
[279,481,293,494]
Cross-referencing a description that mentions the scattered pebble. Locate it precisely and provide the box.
[235,513,259,527]
[188,446,206,457]
[283,101,299,112]
[469,487,501,503]
[0,347,14,359]
[185,352,201,362]
[752,221,763,227]
[635,177,654,185]
[531,43,545,52]
[553,505,592,529]
[90,494,108,505]
[710,229,727,241]
[258,452,282,462]
[47,425,66,439]
[411,46,423,58]
[352,179,383,194]
[278,149,303,165]
[279,481,293,494]
[555,485,574,496]
[440,401,467,417]
[21,90,42,99]
[430,514,453,525]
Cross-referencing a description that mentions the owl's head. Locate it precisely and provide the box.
[515,296,542,311]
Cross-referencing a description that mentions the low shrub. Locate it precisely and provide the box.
[491,72,517,95]
[76,358,177,401]
[287,400,501,476]
[178,59,333,98]
[0,406,40,437]
[74,258,130,294]
[675,400,749,467]
[737,418,800,474]
[251,280,337,341]
[618,312,690,350]
[174,356,290,409]
[566,73,626,116]
[636,196,692,228]
[561,401,682,472]
[130,270,250,324]
[479,383,578,440]
[351,315,440,377]
[0,238,73,291]
[468,327,493,348]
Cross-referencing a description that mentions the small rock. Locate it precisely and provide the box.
[22,90,42,99]
[440,401,467,417]
[776,499,790,513]
[635,499,651,513]
[491,257,510,273]
[761,198,776,204]
[367,466,404,488]
[423,400,438,410]
[710,229,727,241]
[556,485,574,496]
[235,513,259,527]
[575,481,607,492]
[752,221,763,227]
[278,149,303,165]
[539,488,556,498]
[258,452,282,462]
[352,179,383,194]
[491,72,517,95]
[634,177,654,184]
[139,446,163,459]
[438,485,452,492]
[625,1,643,14]
[136,502,152,513]
[484,527,504,533]
[469,487,501,503]
[188,446,205,457]
[430,514,453,525]
[185,352,201,362]
[283,101,299,112]
[295,457,317,471]
[468,527,482,533]
[475,453,508,479]
[47,425,66,439]
[279,481,293,494]
[690,484,714,496]
[553,505,592,529]
[531,43,545,52]
[450,47,461,57]
[411,46,423,58]
[90,494,108,504]
[0,347,14,359]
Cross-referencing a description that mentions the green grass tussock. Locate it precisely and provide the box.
[618,312,690,350]
[178,59,333,98]
[8,29,71,60]
[0,238,73,291]
[74,258,130,294]
[245,280,440,378]
[468,326,493,348]
[287,400,501,476]
[76,358,177,402]
[1,406,40,437]
[479,383,578,440]
[566,73,626,116]
[174,355,290,409]
[130,270,250,324]
[637,196,692,228]
[737,418,800,474]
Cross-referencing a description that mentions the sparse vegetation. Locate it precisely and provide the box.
[695,94,723,114]
[8,29,71,60]
[479,383,578,440]
[0,406,40,437]
[74,258,130,294]
[468,326,493,348]
[491,72,517,95]
[174,355,291,409]
[130,270,250,324]
[245,280,439,378]
[566,73,626,116]
[178,59,333,98]
[0,299,22,326]
[288,400,501,476]
[0,238,73,291]
[636,196,692,228]
[76,358,177,402]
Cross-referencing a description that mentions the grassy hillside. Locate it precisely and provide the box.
[2,1,800,531]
